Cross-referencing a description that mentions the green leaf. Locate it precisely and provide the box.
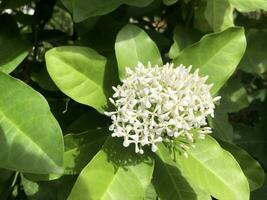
[61,0,153,22]
[208,77,249,142]
[66,112,108,133]
[175,136,250,200]
[193,0,212,33]
[0,38,30,74]
[115,24,162,80]
[31,65,58,91]
[234,118,267,168]
[144,183,157,200]
[0,72,64,174]
[218,77,249,112]
[22,175,77,200]
[239,29,267,75]
[163,0,178,6]
[169,26,201,59]
[0,15,31,74]
[68,137,154,200]
[64,129,108,174]
[45,46,109,113]
[0,169,13,199]
[22,173,61,182]
[219,141,265,191]
[204,0,234,32]
[228,0,267,12]
[209,108,234,142]
[251,180,267,200]
[173,27,246,95]
[153,144,211,200]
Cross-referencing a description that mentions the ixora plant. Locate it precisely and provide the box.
[43,24,260,200]
[0,1,267,200]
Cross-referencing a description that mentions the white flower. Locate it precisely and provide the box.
[105,62,220,154]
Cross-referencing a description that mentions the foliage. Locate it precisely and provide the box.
[0,0,267,199]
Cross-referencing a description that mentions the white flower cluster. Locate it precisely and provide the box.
[105,62,220,154]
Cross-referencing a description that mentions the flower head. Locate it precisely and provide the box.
[105,62,220,154]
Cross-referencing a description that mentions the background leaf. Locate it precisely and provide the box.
[204,0,234,32]
[0,14,31,74]
[22,175,77,200]
[173,27,246,95]
[209,108,234,142]
[228,0,267,12]
[218,77,249,112]
[162,0,178,6]
[239,29,267,75]
[169,26,201,59]
[61,0,153,22]
[0,72,64,174]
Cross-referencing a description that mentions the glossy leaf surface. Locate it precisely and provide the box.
[0,72,64,174]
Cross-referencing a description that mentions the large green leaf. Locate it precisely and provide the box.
[61,0,153,22]
[228,0,267,12]
[204,0,234,32]
[0,72,64,174]
[115,24,162,80]
[173,27,246,95]
[219,141,265,191]
[68,137,154,200]
[64,129,108,174]
[175,136,250,200]
[153,144,211,200]
[45,46,109,113]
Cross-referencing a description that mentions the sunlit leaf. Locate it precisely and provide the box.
[45,46,109,113]
[219,140,265,191]
[175,136,250,200]
[68,137,154,200]
[115,24,162,80]
[228,0,267,12]
[0,72,64,174]
[173,27,246,95]
[153,144,212,200]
